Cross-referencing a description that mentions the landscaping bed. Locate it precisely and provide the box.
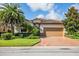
[0,38,40,46]
[65,33,79,40]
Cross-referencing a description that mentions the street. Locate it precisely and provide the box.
[0,46,79,56]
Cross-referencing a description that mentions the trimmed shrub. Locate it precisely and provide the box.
[12,35,16,39]
[73,33,79,37]
[66,32,79,39]
[14,33,31,38]
[19,34,24,38]
[1,33,13,40]
[18,33,30,38]
[31,27,40,36]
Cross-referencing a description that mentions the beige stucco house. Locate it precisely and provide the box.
[0,18,64,37]
[0,20,33,33]
[32,18,64,37]
[0,22,20,33]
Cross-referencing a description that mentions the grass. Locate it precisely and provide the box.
[65,33,79,39]
[69,35,79,39]
[0,38,40,47]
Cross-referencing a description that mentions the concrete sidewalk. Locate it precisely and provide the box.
[0,46,79,56]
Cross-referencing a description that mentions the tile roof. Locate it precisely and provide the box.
[32,18,63,24]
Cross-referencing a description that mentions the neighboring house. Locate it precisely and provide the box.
[0,20,33,33]
[0,22,11,33]
[32,18,64,37]
[0,21,19,33]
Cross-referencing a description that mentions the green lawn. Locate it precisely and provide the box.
[0,38,40,46]
[65,33,79,39]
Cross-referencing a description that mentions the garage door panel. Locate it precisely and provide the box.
[44,28,63,37]
[45,28,63,31]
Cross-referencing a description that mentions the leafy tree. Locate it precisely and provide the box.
[0,3,25,34]
[31,26,40,36]
[21,21,33,33]
[63,7,79,34]
[21,20,40,36]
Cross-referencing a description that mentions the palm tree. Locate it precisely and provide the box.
[0,3,25,34]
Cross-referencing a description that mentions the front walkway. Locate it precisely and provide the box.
[36,37,79,46]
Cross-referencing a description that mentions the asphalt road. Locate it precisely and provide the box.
[0,46,79,56]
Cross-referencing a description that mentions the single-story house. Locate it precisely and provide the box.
[0,18,64,37]
[32,18,64,37]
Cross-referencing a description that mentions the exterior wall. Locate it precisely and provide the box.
[40,23,64,33]
[0,24,8,32]
[0,24,17,33]
[33,20,41,23]
[34,23,64,37]
[41,23,64,28]
[32,19,64,37]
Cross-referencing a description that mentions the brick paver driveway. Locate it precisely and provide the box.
[37,37,79,46]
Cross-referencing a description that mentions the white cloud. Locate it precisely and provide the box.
[36,14,45,18]
[46,10,62,20]
[35,10,62,20]
[46,10,57,19]
[27,3,54,11]
[27,3,63,20]
[0,4,5,11]
[0,3,4,8]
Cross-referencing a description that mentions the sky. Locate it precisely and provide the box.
[18,3,79,20]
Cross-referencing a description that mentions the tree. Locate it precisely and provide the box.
[31,26,40,36]
[63,7,79,34]
[21,21,33,33]
[21,20,40,36]
[0,3,25,34]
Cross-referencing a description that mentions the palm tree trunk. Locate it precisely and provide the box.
[11,23,14,34]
